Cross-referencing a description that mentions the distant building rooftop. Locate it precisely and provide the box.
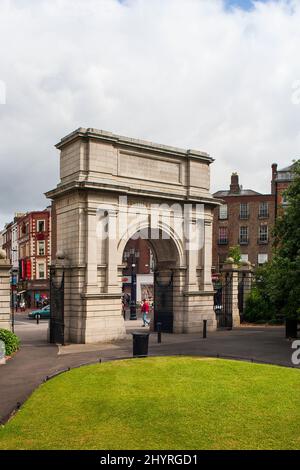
[213,172,265,198]
[278,163,296,172]
[275,162,297,182]
[214,189,262,197]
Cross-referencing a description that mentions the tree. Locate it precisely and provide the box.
[245,160,300,322]
[271,160,300,318]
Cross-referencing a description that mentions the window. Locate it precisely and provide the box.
[20,245,25,258]
[240,203,249,219]
[239,226,248,244]
[219,204,228,220]
[277,172,293,181]
[258,254,268,265]
[37,220,45,233]
[259,202,269,218]
[259,225,268,243]
[21,223,29,235]
[218,227,228,244]
[282,193,288,207]
[240,254,249,262]
[38,241,45,256]
[38,263,45,279]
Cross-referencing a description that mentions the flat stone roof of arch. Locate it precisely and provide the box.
[56,127,213,162]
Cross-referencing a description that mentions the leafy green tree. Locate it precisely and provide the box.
[271,160,300,318]
[245,160,300,322]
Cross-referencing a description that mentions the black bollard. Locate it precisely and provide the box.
[157,322,162,343]
[36,314,40,325]
[203,319,207,339]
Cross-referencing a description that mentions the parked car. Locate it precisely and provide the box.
[28,305,50,319]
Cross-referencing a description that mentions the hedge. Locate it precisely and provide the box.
[0,329,20,356]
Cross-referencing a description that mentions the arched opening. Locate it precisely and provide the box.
[121,227,181,333]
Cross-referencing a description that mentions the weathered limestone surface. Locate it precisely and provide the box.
[46,128,220,343]
[0,258,12,332]
[220,263,254,329]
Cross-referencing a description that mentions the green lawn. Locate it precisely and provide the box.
[1,357,300,450]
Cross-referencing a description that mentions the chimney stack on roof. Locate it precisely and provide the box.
[271,163,278,195]
[229,172,240,194]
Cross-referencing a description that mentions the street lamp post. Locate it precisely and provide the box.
[124,248,140,321]
[130,263,137,321]
[11,249,18,333]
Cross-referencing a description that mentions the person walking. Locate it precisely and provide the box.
[141,298,150,327]
[20,299,25,312]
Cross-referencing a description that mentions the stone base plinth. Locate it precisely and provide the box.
[0,318,12,331]
[64,293,127,344]
[183,291,217,334]
[232,310,241,328]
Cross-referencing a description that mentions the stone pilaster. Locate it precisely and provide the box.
[185,218,198,292]
[84,208,98,294]
[0,259,12,331]
[231,270,240,327]
[203,219,213,291]
[221,263,240,328]
[106,209,119,293]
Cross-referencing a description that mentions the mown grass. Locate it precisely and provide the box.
[0,357,299,450]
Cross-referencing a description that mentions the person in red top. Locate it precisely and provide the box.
[141,299,150,327]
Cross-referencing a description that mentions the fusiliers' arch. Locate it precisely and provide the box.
[46,128,220,344]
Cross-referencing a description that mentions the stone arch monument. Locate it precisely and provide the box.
[46,128,219,343]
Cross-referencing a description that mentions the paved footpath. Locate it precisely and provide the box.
[0,313,298,423]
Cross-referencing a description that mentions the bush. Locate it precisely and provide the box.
[0,329,20,356]
[244,288,276,323]
[228,245,241,265]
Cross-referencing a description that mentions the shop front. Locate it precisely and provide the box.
[17,280,49,308]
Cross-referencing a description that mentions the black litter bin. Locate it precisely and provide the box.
[132,332,150,357]
[285,318,298,338]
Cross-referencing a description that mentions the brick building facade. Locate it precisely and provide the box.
[272,162,296,217]
[212,172,275,272]
[1,222,12,264]
[17,208,52,307]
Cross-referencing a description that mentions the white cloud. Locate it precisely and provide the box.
[1,0,300,228]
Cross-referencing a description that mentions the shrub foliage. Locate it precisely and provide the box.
[0,329,20,356]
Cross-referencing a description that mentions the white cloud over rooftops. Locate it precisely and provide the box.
[0,0,300,227]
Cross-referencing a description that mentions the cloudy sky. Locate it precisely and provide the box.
[1,0,300,229]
